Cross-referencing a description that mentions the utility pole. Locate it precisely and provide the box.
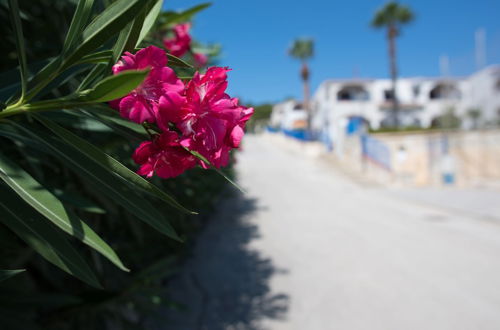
[475,28,486,70]
[439,54,450,78]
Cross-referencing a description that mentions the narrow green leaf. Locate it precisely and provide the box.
[63,0,95,54]
[53,189,106,214]
[78,63,107,91]
[7,0,28,102]
[81,69,149,102]
[0,185,101,288]
[0,269,25,282]
[166,53,193,68]
[21,0,150,102]
[4,121,183,241]
[111,6,147,66]
[36,115,193,215]
[23,57,62,102]
[64,0,153,69]
[35,64,89,100]
[78,51,112,65]
[112,22,135,64]
[187,149,246,193]
[82,110,148,143]
[137,0,163,46]
[161,3,211,27]
[0,153,128,271]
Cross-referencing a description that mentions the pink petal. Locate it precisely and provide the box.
[132,141,154,164]
[194,53,208,67]
[135,46,166,69]
[157,92,187,130]
[229,125,244,148]
[119,96,155,123]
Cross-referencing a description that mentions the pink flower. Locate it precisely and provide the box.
[163,23,192,58]
[193,53,208,68]
[110,46,184,124]
[157,67,254,168]
[132,131,197,179]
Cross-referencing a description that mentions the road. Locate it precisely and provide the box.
[159,133,500,330]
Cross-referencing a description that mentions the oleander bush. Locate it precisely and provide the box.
[0,0,250,328]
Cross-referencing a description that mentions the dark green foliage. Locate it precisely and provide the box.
[0,0,224,329]
[246,103,273,132]
[288,39,314,60]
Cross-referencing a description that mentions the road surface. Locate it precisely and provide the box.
[159,133,500,330]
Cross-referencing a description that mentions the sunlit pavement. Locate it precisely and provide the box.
[160,133,500,330]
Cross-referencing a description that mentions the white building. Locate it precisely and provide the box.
[461,65,500,128]
[270,65,500,137]
[314,66,500,133]
[310,75,472,132]
[269,99,308,131]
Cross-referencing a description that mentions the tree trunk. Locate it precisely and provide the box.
[301,61,311,131]
[388,25,399,128]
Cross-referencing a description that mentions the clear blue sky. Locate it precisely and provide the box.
[164,0,500,104]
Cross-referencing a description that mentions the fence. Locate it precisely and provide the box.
[360,134,392,171]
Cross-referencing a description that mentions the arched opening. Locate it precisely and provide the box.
[345,116,370,135]
[337,85,370,101]
[429,83,461,100]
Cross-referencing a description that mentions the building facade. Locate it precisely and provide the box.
[271,65,500,135]
[307,66,500,136]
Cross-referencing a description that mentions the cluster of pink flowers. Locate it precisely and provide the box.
[163,23,208,67]
[110,46,253,179]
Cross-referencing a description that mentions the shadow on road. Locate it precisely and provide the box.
[155,191,289,330]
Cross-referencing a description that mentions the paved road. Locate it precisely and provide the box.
[159,134,500,330]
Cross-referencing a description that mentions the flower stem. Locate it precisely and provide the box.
[0,100,95,119]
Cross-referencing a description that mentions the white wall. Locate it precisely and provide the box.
[310,66,500,134]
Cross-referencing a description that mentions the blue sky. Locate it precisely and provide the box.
[164,0,500,104]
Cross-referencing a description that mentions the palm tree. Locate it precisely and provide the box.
[289,38,314,128]
[371,2,414,128]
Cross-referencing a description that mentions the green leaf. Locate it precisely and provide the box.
[24,58,63,102]
[0,185,101,288]
[112,22,136,64]
[78,51,113,65]
[7,0,28,102]
[111,5,147,66]
[80,69,149,102]
[53,189,106,214]
[36,64,89,100]
[187,149,246,193]
[35,115,193,215]
[4,121,183,241]
[0,153,128,271]
[137,0,163,46]
[78,63,107,91]
[64,0,153,69]
[166,53,193,68]
[81,109,148,143]
[21,0,151,102]
[0,269,25,282]
[62,0,95,54]
[161,3,211,27]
